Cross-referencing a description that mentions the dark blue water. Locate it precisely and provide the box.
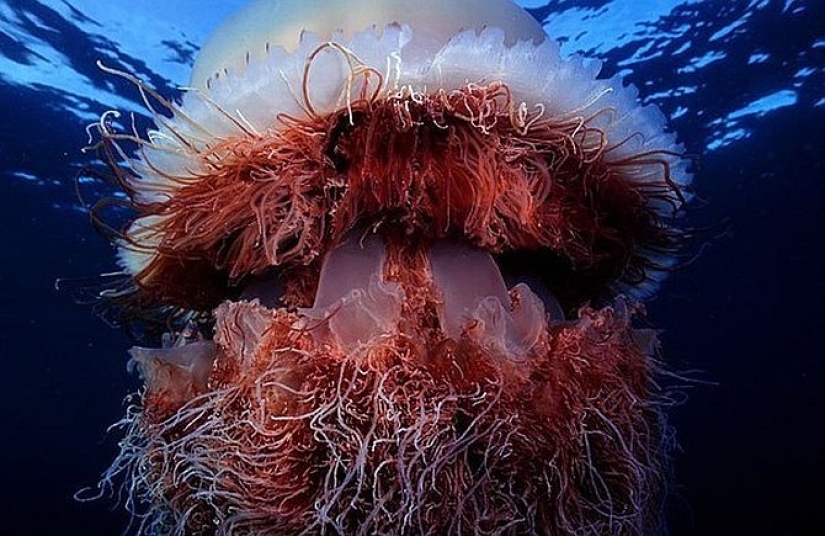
[1,0,822,534]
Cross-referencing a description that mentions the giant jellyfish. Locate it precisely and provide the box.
[84,0,692,533]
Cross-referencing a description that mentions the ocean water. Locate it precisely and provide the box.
[0,0,822,534]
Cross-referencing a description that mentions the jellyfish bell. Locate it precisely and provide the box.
[190,0,547,86]
[89,0,692,533]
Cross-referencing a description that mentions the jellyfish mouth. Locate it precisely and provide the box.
[240,237,566,323]
[240,233,562,356]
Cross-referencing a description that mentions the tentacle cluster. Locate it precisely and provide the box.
[88,299,674,536]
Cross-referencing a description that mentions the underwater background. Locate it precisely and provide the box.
[0,0,822,534]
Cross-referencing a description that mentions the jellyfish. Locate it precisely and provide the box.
[85,0,692,533]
